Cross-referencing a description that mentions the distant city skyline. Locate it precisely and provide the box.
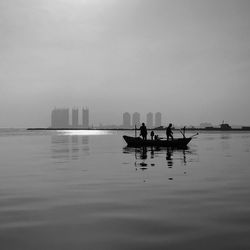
[1,1,250,128]
[29,107,250,129]
[50,109,165,129]
[49,107,249,129]
[49,108,247,129]
[51,107,89,128]
[122,112,162,129]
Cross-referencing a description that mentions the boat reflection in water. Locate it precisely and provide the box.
[123,146,195,176]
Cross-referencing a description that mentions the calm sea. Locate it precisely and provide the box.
[0,129,250,250]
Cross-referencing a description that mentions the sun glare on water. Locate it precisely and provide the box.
[59,130,112,136]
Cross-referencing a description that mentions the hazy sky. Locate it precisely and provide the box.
[1,0,250,127]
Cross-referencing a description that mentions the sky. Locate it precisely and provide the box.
[1,0,250,127]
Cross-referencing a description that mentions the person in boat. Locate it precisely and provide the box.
[166,123,173,141]
[150,130,154,140]
[139,123,147,140]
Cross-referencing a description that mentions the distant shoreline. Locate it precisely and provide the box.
[26,127,250,131]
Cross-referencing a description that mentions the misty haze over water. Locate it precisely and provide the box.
[1,0,250,127]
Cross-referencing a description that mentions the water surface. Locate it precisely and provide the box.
[0,129,250,250]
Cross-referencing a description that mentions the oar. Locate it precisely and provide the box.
[179,126,186,138]
[179,129,185,138]
[190,132,199,138]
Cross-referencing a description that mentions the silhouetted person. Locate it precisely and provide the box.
[140,123,147,140]
[150,130,154,140]
[166,123,173,141]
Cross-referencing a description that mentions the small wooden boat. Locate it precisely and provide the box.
[123,135,192,148]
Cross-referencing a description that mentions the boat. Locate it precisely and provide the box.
[123,135,192,148]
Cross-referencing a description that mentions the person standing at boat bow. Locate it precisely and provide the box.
[140,123,148,140]
[166,123,173,141]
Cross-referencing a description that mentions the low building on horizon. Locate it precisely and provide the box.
[200,122,213,128]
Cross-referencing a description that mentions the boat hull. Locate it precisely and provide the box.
[123,135,191,148]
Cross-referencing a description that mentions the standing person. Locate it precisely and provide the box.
[140,123,148,140]
[150,130,154,140]
[166,123,173,141]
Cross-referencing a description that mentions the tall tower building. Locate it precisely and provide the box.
[82,107,89,128]
[132,112,140,127]
[51,109,56,128]
[123,112,131,128]
[72,108,79,128]
[155,112,162,128]
[51,108,69,128]
[146,112,153,129]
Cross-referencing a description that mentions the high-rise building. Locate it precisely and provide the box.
[82,107,89,128]
[146,112,153,128]
[132,112,140,127]
[72,108,79,128]
[51,108,69,128]
[155,112,162,128]
[123,112,131,128]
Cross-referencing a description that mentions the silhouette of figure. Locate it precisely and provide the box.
[150,130,154,140]
[140,123,147,140]
[166,123,173,141]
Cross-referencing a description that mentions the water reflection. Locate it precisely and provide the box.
[123,146,192,170]
[166,148,173,166]
[51,135,70,162]
[220,133,232,152]
[51,134,89,162]
[71,136,79,160]
[220,133,232,140]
